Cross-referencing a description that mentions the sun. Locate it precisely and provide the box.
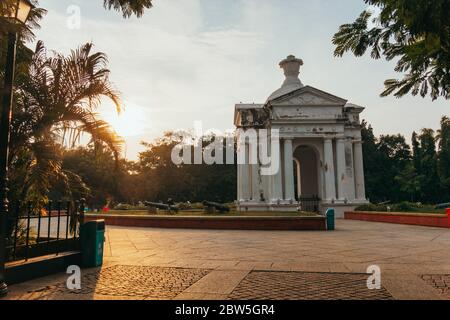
[100,101,149,138]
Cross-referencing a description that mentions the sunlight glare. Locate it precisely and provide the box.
[99,100,150,138]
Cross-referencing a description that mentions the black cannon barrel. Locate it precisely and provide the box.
[145,201,179,212]
[202,201,230,212]
[435,202,450,209]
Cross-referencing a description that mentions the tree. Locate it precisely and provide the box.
[135,131,237,203]
[417,129,440,202]
[377,134,411,201]
[104,0,153,18]
[361,120,416,202]
[333,0,450,100]
[1,0,149,205]
[59,145,132,208]
[361,120,384,202]
[437,116,450,200]
[394,163,423,201]
[8,41,123,203]
[411,131,422,173]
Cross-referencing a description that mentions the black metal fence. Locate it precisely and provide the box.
[298,195,320,213]
[4,200,84,263]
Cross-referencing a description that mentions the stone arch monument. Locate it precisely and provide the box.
[234,55,369,217]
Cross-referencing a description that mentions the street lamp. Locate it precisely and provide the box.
[3,0,33,24]
[0,0,33,297]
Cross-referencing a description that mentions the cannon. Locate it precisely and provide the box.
[144,201,179,213]
[435,202,450,209]
[202,201,230,213]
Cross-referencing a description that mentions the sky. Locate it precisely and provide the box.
[33,0,449,159]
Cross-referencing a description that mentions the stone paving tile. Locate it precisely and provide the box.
[15,265,211,300]
[421,274,450,299]
[184,270,250,295]
[228,271,394,300]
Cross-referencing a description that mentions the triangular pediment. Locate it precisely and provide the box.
[269,86,347,106]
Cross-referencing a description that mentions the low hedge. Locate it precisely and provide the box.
[355,202,446,214]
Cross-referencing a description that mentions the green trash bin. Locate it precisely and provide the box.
[326,208,335,231]
[80,220,105,267]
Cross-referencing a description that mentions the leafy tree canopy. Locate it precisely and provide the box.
[333,0,450,100]
[104,0,153,18]
[8,41,123,204]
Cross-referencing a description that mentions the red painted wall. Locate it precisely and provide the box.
[345,211,449,229]
[85,214,327,231]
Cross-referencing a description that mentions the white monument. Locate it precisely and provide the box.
[234,55,369,218]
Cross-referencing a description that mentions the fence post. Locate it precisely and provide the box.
[0,199,6,296]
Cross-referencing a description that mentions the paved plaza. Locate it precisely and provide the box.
[4,220,450,300]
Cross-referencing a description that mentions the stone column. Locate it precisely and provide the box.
[345,139,356,200]
[238,142,250,201]
[250,135,260,201]
[271,139,283,203]
[323,138,336,201]
[237,147,243,201]
[237,158,242,201]
[283,138,295,201]
[294,159,301,198]
[353,140,366,201]
[335,138,346,201]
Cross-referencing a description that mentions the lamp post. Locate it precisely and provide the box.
[0,0,33,297]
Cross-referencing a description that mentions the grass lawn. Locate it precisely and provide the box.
[87,210,319,217]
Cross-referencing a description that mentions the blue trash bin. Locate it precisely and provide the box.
[80,220,105,267]
[326,208,335,231]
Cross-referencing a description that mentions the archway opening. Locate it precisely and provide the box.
[293,145,319,200]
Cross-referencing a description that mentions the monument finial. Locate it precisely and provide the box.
[267,55,304,101]
[279,55,303,87]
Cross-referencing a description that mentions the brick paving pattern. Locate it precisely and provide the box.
[421,274,450,298]
[6,221,450,300]
[228,271,394,300]
[18,265,210,300]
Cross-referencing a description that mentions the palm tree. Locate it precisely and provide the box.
[9,41,123,203]
[103,0,153,18]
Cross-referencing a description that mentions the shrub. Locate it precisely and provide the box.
[113,203,147,210]
[355,204,388,212]
[355,202,444,214]
[176,202,192,210]
[391,201,416,212]
[190,202,205,210]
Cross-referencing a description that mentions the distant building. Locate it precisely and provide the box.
[234,55,368,217]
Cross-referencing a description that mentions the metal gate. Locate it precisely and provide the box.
[5,200,84,263]
[298,195,320,213]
